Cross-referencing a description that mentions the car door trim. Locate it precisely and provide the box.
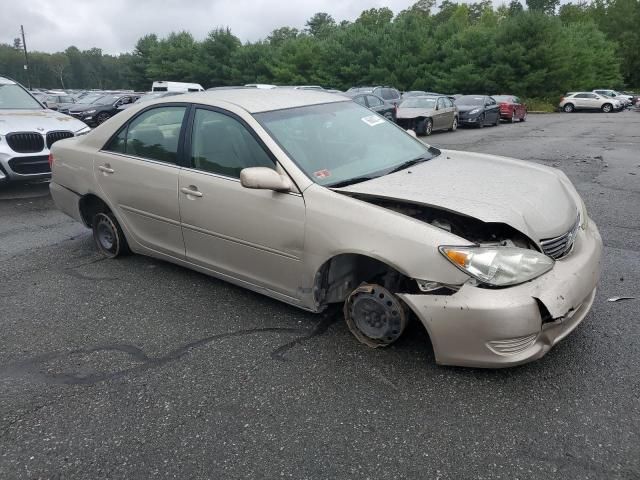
[119,204,182,227]
[180,220,301,260]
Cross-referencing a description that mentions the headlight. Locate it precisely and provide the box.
[469,108,480,115]
[439,246,554,287]
[85,109,96,114]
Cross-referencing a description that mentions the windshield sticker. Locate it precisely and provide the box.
[361,115,385,127]
[314,169,331,179]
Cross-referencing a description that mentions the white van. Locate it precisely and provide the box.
[151,81,204,93]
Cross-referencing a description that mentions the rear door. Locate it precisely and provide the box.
[96,104,187,258]
[178,106,306,300]
[485,96,499,123]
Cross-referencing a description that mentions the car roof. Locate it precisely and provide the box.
[180,89,349,113]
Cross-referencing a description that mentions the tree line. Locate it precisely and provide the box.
[1,0,637,99]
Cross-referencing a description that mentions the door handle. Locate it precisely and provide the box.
[98,165,114,174]
[180,186,203,197]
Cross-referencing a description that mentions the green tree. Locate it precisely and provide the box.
[305,12,336,37]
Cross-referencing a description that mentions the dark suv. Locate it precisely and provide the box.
[347,86,402,106]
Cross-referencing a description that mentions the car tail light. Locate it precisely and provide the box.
[560,97,565,102]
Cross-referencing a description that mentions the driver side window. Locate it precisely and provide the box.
[190,109,275,178]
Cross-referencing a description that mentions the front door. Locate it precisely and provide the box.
[178,107,306,300]
[95,105,187,258]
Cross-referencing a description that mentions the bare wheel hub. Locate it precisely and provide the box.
[344,284,407,348]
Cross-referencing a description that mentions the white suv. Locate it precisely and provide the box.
[559,92,622,113]
[0,76,89,184]
[592,89,633,107]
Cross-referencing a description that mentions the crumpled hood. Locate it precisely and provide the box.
[337,149,580,241]
[397,107,436,119]
[0,109,86,134]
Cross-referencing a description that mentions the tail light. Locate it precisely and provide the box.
[560,97,565,102]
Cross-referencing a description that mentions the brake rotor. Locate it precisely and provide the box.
[344,284,407,348]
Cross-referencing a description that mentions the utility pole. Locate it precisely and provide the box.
[20,25,31,89]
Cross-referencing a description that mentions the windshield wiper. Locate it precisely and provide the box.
[327,175,379,188]
[387,154,432,174]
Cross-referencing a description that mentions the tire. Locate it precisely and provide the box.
[344,284,408,348]
[448,116,458,132]
[96,112,111,125]
[420,118,433,136]
[493,114,500,126]
[520,110,527,122]
[563,103,574,113]
[477,114,485,128]
[510,110,516,123]
[92,212,129,258]
[601,103,612,113]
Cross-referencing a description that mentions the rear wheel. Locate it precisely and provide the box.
[601,103,612,113]
[563,103,574,113]
[92,212,129,258]
[449,116,458,132]
[344,284,408,348]
[520,110,527,122]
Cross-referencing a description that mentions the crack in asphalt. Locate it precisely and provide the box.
[0,314,339,386]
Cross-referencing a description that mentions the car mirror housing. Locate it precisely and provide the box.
[240,167,292,192]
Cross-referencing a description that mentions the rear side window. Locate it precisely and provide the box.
[367,95,383,107]
[104,106,186,163]
[190,108,274,178]
[437,98,446,109]
[353,96,367,107]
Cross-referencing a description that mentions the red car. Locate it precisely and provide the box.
[492,95,527,122]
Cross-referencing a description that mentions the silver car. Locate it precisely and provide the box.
[0,76,90,184]
[559,92,622,113]
[49,89,602,368]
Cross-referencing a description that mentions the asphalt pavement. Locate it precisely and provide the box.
[1,111,638,479]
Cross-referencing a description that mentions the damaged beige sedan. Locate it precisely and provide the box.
[50,89,602,367]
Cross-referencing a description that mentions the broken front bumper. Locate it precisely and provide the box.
[399,220,602,368]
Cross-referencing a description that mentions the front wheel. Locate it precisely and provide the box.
[92,212,129,258]
[344,284,408,348]
[96,112,111,125]
[601,103,612,113]
[477,114,485,128]
[420,118,433,136]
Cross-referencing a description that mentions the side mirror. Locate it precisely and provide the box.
[240,167,292,192]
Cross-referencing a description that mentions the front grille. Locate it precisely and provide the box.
[396,118,417,130]
[46,130,74,148]
[8,156,50,175]
[540,217,580,259]
[6,132,45,153]
[487,333,538,355]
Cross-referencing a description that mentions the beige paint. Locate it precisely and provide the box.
[49,89,603,368]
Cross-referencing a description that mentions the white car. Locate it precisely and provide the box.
[559,92,622,113]
[0,76,90,184]
[593,89,632,107]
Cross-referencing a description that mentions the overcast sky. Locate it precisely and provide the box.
[2,0,427,54]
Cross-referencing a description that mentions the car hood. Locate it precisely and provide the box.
[336,150,579,241]
[0,109,87,134]
[396,107,436,119]
[455,105,483,113]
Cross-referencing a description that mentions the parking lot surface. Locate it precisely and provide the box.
[1,112,638,479]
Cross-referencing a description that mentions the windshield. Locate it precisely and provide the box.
[0,84,43,110]
[255,101,435,187]
[400,98,436,109]
[92,95,120,105]
[455,96,485,106]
